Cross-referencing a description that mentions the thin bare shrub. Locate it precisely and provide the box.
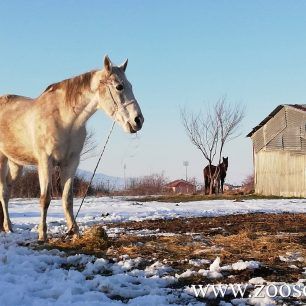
[124,173,168,196]
[10,168,106,198]
[242,174,255,194]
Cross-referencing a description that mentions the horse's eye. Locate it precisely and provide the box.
[116,84,124,91]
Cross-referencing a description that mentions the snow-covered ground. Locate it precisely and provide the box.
[0,197,305,305]
[9,197,306,226]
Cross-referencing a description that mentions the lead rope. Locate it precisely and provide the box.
[66,120,116,237]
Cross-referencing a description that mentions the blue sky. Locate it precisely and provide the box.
[1,1,306,184]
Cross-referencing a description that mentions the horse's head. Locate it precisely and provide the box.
[222,157,228,171]
[96,55,144,134]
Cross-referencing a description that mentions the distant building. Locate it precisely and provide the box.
[223,183,242,191]
[247,104,306,197]
[163,179,196,194]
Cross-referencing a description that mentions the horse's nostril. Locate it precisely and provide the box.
[134,116,142,127]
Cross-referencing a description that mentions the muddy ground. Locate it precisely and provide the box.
[46,213,306,287]
[106,213,306,285]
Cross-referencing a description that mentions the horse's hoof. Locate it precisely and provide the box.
[37,238,49,245]
[72,233,80,242]
[4,224,13,233]
[38,233,47,242]
[67,226,79,237]
[37,237,48,244]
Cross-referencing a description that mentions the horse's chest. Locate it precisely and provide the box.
[46,130,86,163]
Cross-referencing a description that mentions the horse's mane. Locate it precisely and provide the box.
[43,70,97,107]
[0,94,32,105]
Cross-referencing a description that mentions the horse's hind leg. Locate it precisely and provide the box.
[7,161,22,197]
[7,160,22,184]
[204,175,210,195]
[0,161,23,232]
[0,154,12,232]
[0,157,4,232]
[0,159,23,232]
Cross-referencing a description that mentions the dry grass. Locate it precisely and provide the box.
[128,193,302,203]
[214,230,305,263]
[106,213,306,283]
[35,213,306,285]
[109,234,211,263]
[46,225,110,256]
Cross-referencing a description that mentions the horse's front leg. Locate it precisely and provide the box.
[220,178,224,194]
[37,157,52,241]
[60,157,80,237]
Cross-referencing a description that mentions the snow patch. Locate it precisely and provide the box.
[232,260,260,271]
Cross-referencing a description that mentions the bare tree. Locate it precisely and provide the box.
[215,98,245,163]
[181,97,245,194]
[80,130,97,161]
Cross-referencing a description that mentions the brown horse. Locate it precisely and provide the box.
[203,157,228,194]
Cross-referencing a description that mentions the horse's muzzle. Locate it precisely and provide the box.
[134,116,143,129]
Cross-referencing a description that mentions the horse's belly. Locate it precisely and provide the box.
[1,146,37,165]
[0,131,37,165]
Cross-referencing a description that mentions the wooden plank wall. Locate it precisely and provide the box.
[255,150,306,197]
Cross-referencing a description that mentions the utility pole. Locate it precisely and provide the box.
[123,163,127,189]
[183,161,189,181]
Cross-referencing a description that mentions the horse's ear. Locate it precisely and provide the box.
[119,59,128,72]
[104,55,112,73]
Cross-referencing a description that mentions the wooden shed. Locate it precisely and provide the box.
[247,104,306,197]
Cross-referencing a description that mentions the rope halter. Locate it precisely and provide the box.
[100,77,136,117]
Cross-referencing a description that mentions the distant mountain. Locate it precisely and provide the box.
[76,169,125,190]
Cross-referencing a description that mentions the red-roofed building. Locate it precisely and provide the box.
[163,179,196,194]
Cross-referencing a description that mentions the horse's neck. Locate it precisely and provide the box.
[218,163,224,172]
[48,85,99,131]
[71,92,99,129]
[218,163,227,176]
[52,71,103,130]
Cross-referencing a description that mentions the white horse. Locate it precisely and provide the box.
[0,55,144,241]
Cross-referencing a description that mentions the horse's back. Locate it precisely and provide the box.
[0,94,34,122]
[203,164,216,175]
[0,95,33,111]
[0,94,32,102]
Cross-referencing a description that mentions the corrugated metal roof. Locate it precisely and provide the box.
[290,104,306,112]
[247,104,306,137]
